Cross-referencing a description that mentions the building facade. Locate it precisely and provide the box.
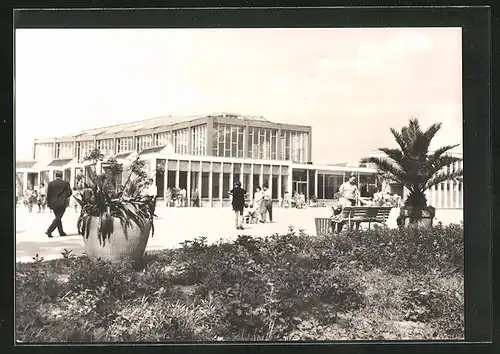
[16,113,381,205]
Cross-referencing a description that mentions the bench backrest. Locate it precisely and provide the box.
[341,206,392,222]
[314,217,331,236]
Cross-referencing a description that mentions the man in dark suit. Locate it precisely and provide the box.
[46,171,73,238]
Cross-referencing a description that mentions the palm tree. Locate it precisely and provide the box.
[360,118,463,226]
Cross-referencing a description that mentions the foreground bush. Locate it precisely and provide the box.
[16,225,464,342]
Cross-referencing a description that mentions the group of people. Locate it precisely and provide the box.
[165,187,201,208]
[21,183,48,213]
[229,182,274,230]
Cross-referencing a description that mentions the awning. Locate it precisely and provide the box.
[16,161,37,169]
[139,145,166,155]
[115,152,133,159]
[48,158,72,167]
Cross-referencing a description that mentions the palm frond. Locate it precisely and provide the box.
[423,154,462,177]
[425,169,463,190]
[360,157,406,184]
[390,128,410,154]
[377,148,404,164]
[425,145,460,169]
[423,123,442,146]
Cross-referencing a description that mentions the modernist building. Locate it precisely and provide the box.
[16,113,380,206]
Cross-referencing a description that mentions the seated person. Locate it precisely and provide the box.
[309,195,319,207]
[330,198,352,233]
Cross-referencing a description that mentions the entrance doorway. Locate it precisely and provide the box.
[294,181,307,196]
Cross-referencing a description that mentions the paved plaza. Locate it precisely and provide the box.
[15,205,461,263]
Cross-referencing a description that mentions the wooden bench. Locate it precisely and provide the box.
[341,206,393,230]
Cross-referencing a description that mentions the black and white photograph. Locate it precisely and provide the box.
[14,12,469,343]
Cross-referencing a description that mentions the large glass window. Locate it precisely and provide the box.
[154,132,172,147]
[96,139,114,156]
[136,135,153,152]
[167,170,176,189]
[246,127,278,160]
[213,123,246,158]
[212,173,220,198]
[272,175,278,199]
[116,137,133,153]
[244,173,251,192]
[238,126,244,157]
[323,174,344,199]
[252,174,260,192]
[231,126,238,158]
[281,130,309,162]
[191,124,207,155]
[35,143,55,161]
[201,172,209,198]
[223,173,230,198]
[318,174,324,199]
[173,128,189,154]
[81,140,96,159]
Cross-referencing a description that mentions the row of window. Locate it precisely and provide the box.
[211,124,310,163]
[34,124,310,163]
[165,170,286,200]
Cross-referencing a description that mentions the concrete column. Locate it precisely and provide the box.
[208,162,213,207]
[198,161,202,198]
[239,164,244,185]
[175,160,180,188]
[187,160,191,205]
[305,169,309,200]
[249,164,254,202]
[229,163,234,189]
[278,166,282,200]
[314,170,318,197]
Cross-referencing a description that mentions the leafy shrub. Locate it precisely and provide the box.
[401,274,464,338]
[331,223,463,275]
[16,224,463,342]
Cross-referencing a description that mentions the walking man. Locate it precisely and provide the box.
[261,184,273,223]
[229,181,247,230]
[46,171,72,238]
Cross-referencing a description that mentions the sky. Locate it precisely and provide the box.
[15,28,462,164]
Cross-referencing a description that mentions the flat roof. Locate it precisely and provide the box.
[34,112,311,142]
